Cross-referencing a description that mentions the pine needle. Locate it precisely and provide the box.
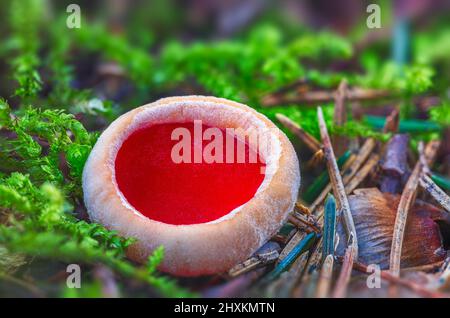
[345,153,380,194]
[389,141,441,283]
[268,232,316,280]
[420,174,450,213]
[275,113,321,153]
[317,106,358,257]
[331,238,356,298]
[315,254,334,298]
[318,106,359,298]
[262,88,391,107]
[322,194,337,261]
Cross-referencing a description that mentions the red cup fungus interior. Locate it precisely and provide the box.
[114,122,266,225]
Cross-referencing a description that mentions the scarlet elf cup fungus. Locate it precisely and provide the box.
[82,96,300,276]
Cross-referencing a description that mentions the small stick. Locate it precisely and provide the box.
[304,151,379,294]
[317,107,358,257]
[314,153,380,224]
[268,232,316,281]
[345,153,380,194]
[308,137,375,213]
[318,107,358,298]
[315,254,334,298]
[229,242,280,277]
[332,80,348,156]
[333,80,348,127]
[341,138,377,185]
[275,113,321,153]
[389,142,426,279]
[305,236,324,273]
[262,88,392,107]
[303,151,352,203]
[331,240,356,298]
[420,175,450,213]
[308,153,356,213]
[278,231,307,261]
[288,214,321,233]
[296,118,382,289]
[401,261,444,273]
[389,140,441,297]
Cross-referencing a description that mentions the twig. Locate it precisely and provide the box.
[305,152,379,284]
[318,106,358,298]
[275,113,321,153]
[278,232,307,263]
[314,153,380,224]
[341,138,376,185]
[333,80,348,127]
[345,153,380,194]
[262,88,392,107]
[308,137,375,213]
[389,142,426,280]
[317,107,358,257]
[389,141,441,283]
[331,239,356,298]
[303,151,352,203]
[268,232,316,281]
[308,153,356,212]
[288,214,321,233]
[420,175,450,213]
[304,237,323,274]
[402,261,444,273]
[332,80,348,156]
[229,242,280,277]
[315,254,334,298]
